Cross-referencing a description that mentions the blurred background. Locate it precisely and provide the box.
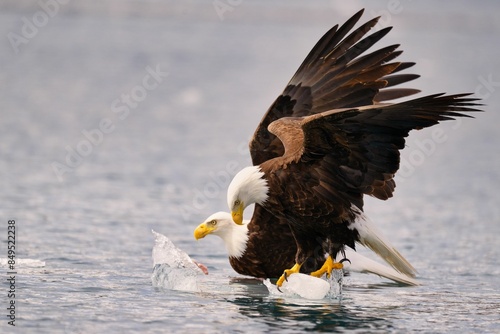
[0,0,499,332]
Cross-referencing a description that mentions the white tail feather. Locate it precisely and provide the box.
[342,248,420,286]
[350,211,417,278]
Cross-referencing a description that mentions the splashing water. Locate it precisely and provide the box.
[327,269,344,299]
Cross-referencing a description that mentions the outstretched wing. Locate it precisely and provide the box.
[250,9,420,165]
[265,93,482,212]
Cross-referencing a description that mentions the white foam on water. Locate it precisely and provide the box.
[151,230,205,292]
[0,258,45,268]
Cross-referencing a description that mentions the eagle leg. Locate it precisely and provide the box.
[276,263,302,289]
[310,255,344,279]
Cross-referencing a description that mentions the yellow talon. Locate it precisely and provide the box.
[310,256,344,279]
[276,263,302,288]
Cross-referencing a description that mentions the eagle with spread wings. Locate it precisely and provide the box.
[194,9,481,288]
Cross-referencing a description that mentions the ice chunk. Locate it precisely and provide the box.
[152,229,200,270]
[264,273,332,300]
[151,264,201,292]
[151,230,205,292]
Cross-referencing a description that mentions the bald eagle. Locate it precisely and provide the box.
[200,9,480,288]
[194,208,419,286]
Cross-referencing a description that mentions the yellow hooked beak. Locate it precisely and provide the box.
[231,201,244,225]
[193,222,215,240]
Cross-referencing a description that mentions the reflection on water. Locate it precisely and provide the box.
[229,294,392,333]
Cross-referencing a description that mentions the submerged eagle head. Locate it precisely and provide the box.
[193,211,249,258]
[227,166,268,225]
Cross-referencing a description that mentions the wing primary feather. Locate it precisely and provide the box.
[383,74,421,88]
[390,61,416,72]
[375,88,421,102]
[324,15,382,60]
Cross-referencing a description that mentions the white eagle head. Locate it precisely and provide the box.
[227,166,269,225]
[193,211,248,258]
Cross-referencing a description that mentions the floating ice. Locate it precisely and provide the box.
[0,258,45,268]
[151,230,206,292]
[264,273,334,300]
